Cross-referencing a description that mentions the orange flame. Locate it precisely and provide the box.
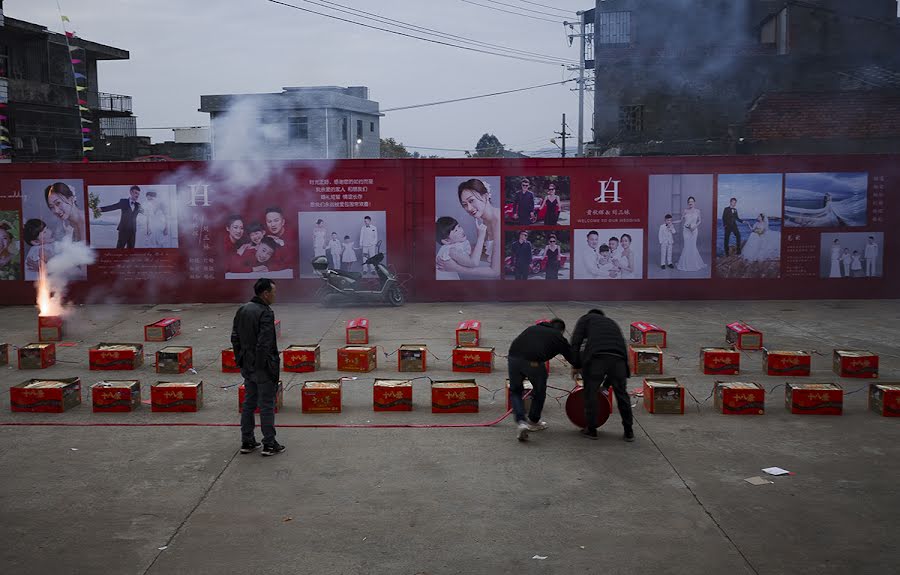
[36,251,63,317]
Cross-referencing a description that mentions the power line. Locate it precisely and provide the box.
[457,0,565,23]
[477,0,573,18]
[383,79,575,112]
[512,0,580,16]
[293,0,575,64]
[265,0,568,65]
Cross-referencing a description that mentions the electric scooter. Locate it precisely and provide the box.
[312,252,407,307]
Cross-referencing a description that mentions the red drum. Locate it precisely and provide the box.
[565,386,613,429]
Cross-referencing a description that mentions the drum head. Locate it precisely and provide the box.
[565,386,612,429]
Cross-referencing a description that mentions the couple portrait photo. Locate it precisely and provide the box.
[647,174,713,279]
[298,211,387,278]
[503,176,570,227]
[21,179,88,281]
[573,228,643,280]
[716,173,783,279]
[820,232,883,279]
[434,176,502,281]
[223,206,295,279]
[88,185,179,250]
[503,230,570,280]
[785,172,868,228]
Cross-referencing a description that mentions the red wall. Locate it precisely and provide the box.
[0,154,896,304]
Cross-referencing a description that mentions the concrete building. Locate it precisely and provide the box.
[589,0,900,156]
[0,1,136,162]
[199,86,381,160]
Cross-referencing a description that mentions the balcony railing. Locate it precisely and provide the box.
[94,91,133,113]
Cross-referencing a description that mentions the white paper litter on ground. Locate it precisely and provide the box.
[762,467,791,476]
[532,555,548,560]
[745,476,773,485]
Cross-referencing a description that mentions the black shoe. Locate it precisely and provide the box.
[240,440,261,454]
[261,442,286,456]
[624,428,635,442]
[660,265,666,269]
[668,264,675,269]
[580,428,599,440]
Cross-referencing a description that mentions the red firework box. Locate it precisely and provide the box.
[785,382,843,415]
[91,380,141,413]
[144,317,182,342]
[151,381,203,412]
[452,346,494,374]
[301,380,342,413]
[629,345,663,376]
[713,381,765,415]
[505,379,533,412]
[763,349,811,377]
[456,320,481,347]
[238,382,283,413]
[833,350,879,378]
[38,315,64,342]
[0,342,8,366]
[630,322,667,348]
[10,377,81,413]
[283,344,321,373]
[18,342,56,369]
[221,349,240,373]
[374,379,414,411]
[868,384,900,417]
[346,317,370,345]
[155,346,193,374]
[89,343,145,370]
[431,379,479,413]
[337,346,377,372]
[701,347,741,375]
[398,344,427,372]
[642,377,684,414]
[726,321,763,350]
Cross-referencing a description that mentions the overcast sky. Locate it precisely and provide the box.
[9,0,591,157]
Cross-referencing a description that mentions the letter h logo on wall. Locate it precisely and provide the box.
[594,178,622,204]
[187,184,211,207]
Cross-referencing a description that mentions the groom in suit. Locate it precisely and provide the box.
[100,185,142,249]
[722,197,743,256]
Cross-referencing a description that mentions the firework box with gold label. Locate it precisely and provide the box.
[431,379,479,413]
[238,382,283,413]
[785,382,843,415]
[701,347,741,375]
[151,381,203,412]
[283,345,321,373]
[89,343,145,371]
[221,349,240,373]
[452,346,494,374]
[456,320,481,347]
[726,321,763,350]
[144,317,182,342]
[764,349,811,377]
[713,381,765,415]
[10,378,81,413]
[629,345,663,376]
[301,380,342,413]
[398,344,427,372]
[868,384,900,417]
[630,322,667,348]
[18,342,56,369]
[337,346,376,372]
[346,317,370,345]
[506,379,533,412]
[0,343,8,366]
[833,350,879,378]
[643,378,684,414]
[38,315,63,342]
[155,346,193,374]
[373,379,414,412]
[91,380,141,413]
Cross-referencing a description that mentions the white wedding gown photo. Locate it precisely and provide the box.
[676,208,706,271]
[742,217,780,262]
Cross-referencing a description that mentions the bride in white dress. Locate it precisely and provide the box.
[143,191,170,248]
[675,196,706,271]
[829,238,841,278]
[741,214,780,262]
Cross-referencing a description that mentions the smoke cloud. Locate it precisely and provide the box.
[39,237,97,316]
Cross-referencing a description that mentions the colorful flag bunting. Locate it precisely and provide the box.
[71,58,83,64]
[61,15,71,22]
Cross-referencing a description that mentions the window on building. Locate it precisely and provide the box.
[356,119,363,141]
[370,121,375,133]
[597,11,631,45]
[618,105,643,133]
[341,118,347,141]
[289,116,309,141]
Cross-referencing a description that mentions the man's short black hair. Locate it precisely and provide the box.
[665,214,672,219]
[254,278,275,295]
[588,309,604,316]
[587,230,598,238]
[730,197,737,203]
[549,318,566,332]
[364,216,372,221]
[265,206,283,216]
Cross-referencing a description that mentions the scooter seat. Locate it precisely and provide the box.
[334,270,362,280]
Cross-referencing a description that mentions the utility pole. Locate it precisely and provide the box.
[565,11,592,157]
[553,113,572,158]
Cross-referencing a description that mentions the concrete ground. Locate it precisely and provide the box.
[0,299,898,575]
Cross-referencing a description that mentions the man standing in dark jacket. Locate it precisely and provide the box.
[99,185,142,249]
[512,231,533,280]
[231,278,285,456]
[508,319,576,441]
[514,179,535,226]
[722,197,743,256]
[570,309,634,442]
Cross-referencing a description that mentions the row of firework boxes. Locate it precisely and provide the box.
[36,316,187,343]
[5,342,195,373]
[629,320,765,350]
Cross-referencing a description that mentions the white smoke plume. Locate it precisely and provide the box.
[37,237,97,316]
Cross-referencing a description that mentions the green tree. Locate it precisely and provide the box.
[466,133,527,158]
[380,137,413,158]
